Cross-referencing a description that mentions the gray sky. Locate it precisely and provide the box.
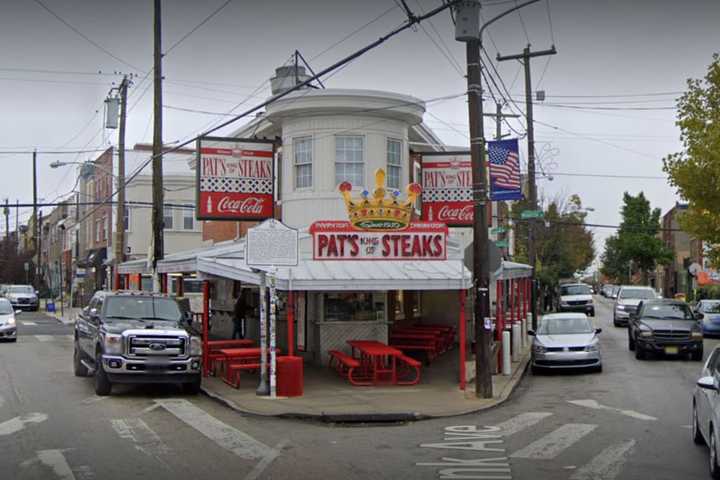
[1,0,719,264]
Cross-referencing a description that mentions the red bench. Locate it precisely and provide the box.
[389,341,438,365]
[396,354,422,385]
[223,362,261,388]
[328,350,370,386]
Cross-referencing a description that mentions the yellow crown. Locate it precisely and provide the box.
[338,169,422,231]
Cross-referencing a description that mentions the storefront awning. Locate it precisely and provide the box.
[78,247,106,268]
[117,258,150,275]
[493,260,533,280]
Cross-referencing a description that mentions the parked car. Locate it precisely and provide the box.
[529,313,602,373]
[696,300,720,337]
[5,285,39,311]
[601,284,615,298]
[627,299,703,360]
[691,346,720,477]
[557,283,595,316]
[73,290,202,396]
[0,298,19,342]
[609,285,620,299]
[613,285,658,327]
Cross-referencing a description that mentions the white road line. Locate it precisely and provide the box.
[35,335,54,342]
[568,399,657,421]
[155,399,272,461]
[80,396,108,405]
[570,439,636,480]
[244,440,287,480]
[37,449,77,480]
[0,412,48,436]
[22,321,37,326]
[111,418,171,458]
[510,424,597,459]
[0,395,4,408]
[495,412,553,437]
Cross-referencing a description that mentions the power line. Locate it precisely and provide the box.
[514,0,532,43]
[545,0,556,44]
[0,148,109,155]
[545,171,667,180]
[30,0,142,72]
[164,0,236,55]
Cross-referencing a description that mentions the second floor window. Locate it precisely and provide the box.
[163,207,174,230]
[293,137,312,189]
[335,135,364,186]
[183,207,194,230]
[387,139,402,189]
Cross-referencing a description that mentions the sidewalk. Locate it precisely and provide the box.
[200,345,531,421]
[46,306,81,325]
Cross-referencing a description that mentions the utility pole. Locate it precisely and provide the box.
[4,199,9,283]
[151,0,165,291]
[15,200,19,254]
[498,43,556,330]
[114,76,129,290]
[32,149,38,288]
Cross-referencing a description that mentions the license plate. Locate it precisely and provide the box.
[664,346,679,355]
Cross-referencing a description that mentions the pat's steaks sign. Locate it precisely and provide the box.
[310,221,448,260]
[420,152,473,226]
[196,136,275,221]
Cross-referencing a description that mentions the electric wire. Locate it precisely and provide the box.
[514,0,532,43]
[164,0,236,55]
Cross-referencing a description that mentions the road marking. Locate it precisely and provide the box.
[510,424,597,459]
[111,418,171,459]
[244,440,287,480]
[0,412,48,436]
[568,399,657,421]
[155,399,273,461]
[494,412,553,437]
[22,321,37,326]
[570,439,636,480]
[37,450,77,480]
[80,396,108,405]
[0,395,4,408]
[35,335,55,342]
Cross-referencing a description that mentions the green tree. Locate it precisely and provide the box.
[601,192,671,284]
[663,54,720,266]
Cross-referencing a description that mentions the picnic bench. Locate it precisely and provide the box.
[207,339,254,376]
[328,340,422,386]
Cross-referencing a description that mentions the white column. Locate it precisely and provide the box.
[512,323,521,362]
[502,330,512,375]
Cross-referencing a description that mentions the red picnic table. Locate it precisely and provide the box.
[345,340,421,386]
[218,347,262,388]
[207,339,254,375]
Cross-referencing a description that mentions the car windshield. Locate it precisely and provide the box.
[701,301,720,313]
[619,288,656,300]
[538,317,594,335]
[560,285,592,296]
[104,297,182,322]
[9,286,33,294]
[641,303,694,320]
[0,300,13,314]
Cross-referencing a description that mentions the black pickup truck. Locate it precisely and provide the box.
[628,299,704,361]
[73,290,202,396]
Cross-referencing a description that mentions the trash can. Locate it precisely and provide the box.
[276,356,303,397]
[46,300,55,313]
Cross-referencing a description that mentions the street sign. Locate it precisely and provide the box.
[246,219,299,267]
[520,209,544,220]
[23,262,29,272]
[490,226,507,235]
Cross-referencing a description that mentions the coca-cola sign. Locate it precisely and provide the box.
[196,136,275,221]
[420,152,473,226]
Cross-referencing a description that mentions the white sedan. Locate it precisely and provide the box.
[692,346,720,478]
[529,313,602,373]
[0,298,19,342]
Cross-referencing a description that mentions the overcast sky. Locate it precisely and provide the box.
[1,0,719,264]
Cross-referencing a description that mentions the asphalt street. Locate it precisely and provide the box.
[0,298,716,480]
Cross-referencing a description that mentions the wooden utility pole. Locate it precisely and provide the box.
[151,0,165,291]
[498,43,556,330]
[114,76,129,289]
[4,199,9,282]
[32,150,38,288]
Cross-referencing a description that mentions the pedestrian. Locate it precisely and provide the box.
[232,291,246,340]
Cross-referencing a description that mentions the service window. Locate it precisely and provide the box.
[324,292,385,321]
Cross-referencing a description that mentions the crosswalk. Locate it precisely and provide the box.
[496,411,636,479]
[13,334,74,343]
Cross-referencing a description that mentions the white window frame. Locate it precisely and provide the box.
[182,207,195,231]
[335,135,365,187]
[293,136,313,190]
[386,138,403,190]
[163,207,174,230]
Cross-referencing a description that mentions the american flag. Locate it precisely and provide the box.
[488,141,520,189]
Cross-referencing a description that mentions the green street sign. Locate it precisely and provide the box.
[490,226,507,234]
[495,239,509,248]
[520,209,544,220]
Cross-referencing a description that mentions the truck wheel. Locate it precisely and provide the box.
[628,333,635,351]
[94,353,112,396]
[635,346,646,360]
[182,376,202,395]
[692,349,704,362]
[74,344,89,377]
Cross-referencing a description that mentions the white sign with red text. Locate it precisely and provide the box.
[420,153,473,226]
[309,221,448,261]
[196,136,275,221]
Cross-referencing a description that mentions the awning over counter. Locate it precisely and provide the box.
[493,260,533,280]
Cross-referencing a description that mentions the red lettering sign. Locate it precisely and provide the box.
[421,153,473,226]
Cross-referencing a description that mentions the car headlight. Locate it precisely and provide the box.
[616,305,626,311]
[103,334,123,355]
[189,336,202,356]
[7,317,15,325]
[533,344,546,354]
[585,342,599,352]
[692,330,704,339]
[639,325,653,337]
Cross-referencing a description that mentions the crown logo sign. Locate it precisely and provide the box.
[338,169,422,231]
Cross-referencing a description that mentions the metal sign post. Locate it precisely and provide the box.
[268,269,277,398]
[255,271,269,396]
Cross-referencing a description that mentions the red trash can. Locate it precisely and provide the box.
[276,356,304,397]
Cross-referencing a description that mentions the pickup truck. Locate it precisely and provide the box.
[73,290,202,396]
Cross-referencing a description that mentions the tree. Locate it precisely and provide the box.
[600,192,671,284]
[663,54,720,265]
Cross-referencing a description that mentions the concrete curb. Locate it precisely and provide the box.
[200,351,532,423]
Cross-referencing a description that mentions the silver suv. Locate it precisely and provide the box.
[613,285,659,327]
[73,291,202,396]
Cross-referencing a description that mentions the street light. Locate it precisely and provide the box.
[49,160,114,177]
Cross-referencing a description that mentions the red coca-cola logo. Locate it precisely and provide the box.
[438,205,473,221]
[217,196,264,214]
